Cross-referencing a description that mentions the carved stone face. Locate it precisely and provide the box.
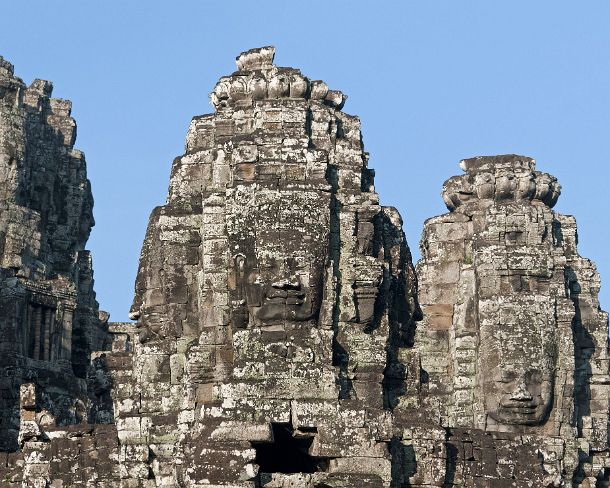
[228,184,330,326]
[484,364,554,426]
[479,300,556,427]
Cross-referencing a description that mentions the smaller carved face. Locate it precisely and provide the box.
[479,298,557,428]
[486,367,553,426]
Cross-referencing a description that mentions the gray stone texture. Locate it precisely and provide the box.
[0,49,608,487]
[0,56,109,455]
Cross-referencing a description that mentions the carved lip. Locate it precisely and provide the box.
[265,290,305,305]
[499,402,538,415]
[266,290,305,298]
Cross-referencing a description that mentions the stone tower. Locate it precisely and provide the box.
[119,45,421,485]
[416,155,610,485]
[0,56,108,451]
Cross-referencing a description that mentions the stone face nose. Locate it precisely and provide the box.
[271,277,301,290]
[509,383,533,402]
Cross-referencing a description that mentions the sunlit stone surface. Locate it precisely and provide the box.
[0,50,608,487]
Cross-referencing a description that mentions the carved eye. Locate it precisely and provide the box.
[526,369,543,383]
[500,370,518,383]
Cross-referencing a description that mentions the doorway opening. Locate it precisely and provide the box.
[252,423,330,474]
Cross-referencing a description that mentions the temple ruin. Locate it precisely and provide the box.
[0,47,608,487]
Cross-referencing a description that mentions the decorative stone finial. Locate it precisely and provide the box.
[442,154,561,211]
[211,47,348,111]
[235,46,275,71]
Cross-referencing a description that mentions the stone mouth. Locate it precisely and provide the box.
[494,402,542,423]
[502,404,538,414]
[265,291,306,306]
[500,398,539,409]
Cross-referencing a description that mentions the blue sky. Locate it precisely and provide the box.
[2,1,609,320]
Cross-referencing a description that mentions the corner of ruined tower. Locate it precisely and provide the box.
[0,55,109,452]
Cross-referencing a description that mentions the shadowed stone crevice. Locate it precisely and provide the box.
[442,441,457,488]
[390,437,416,487]
[567,266,594,431]
[326,162,352,399]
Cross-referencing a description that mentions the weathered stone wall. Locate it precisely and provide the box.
[0,56,108,453]
[0,50,608,488]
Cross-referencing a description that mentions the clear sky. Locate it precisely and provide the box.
[2,1,609,321]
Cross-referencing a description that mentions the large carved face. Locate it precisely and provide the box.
[479,300,556,426]
[227,183,331,326]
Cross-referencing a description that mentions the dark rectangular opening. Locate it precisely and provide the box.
[252,423,331,475]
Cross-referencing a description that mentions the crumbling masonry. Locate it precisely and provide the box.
[0,56,108,455]
[0,47,608,487]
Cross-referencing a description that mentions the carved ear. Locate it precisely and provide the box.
[353,281,379,325]
[230,254,248,329]
[318,261,336,329]
[355,209,377,256]
[233,254,246,288]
